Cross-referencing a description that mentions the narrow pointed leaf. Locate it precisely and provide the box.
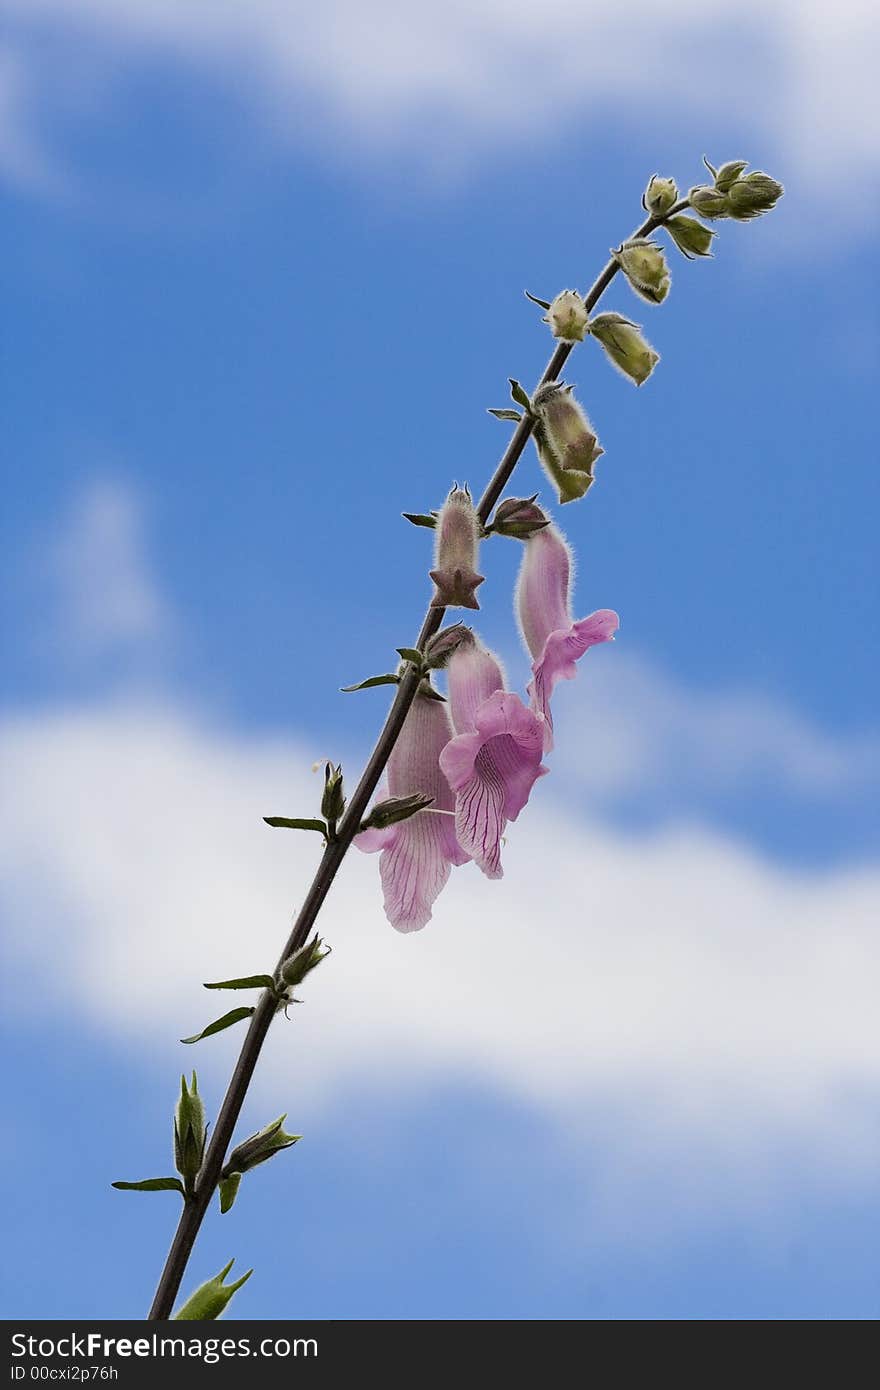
[487,408,524,422]
[396,647,424,665]
[112,1177,185,1194]
[181,1007,254,1045]
[262,816,327,832]
[402,512,437,529]
[203,975,276,992]
[508,378,531,410]
[340,674,400,692]
[524,290,552,310]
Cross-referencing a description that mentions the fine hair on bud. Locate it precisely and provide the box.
[588,312,659,386]
[429,485,485,610]
[546,290,590,343]
[531,382,603,505]
[643,174,677,216]
[611,240,671,304]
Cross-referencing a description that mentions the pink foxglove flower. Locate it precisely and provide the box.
[356,691,468,932]
[439,634,546,879]
[516,524,619,751]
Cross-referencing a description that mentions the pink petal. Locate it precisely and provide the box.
[515,526,573,663]
[446,636,506,736]
[378,812,455,932]
[528,609,619,751]
[439,690,547,879]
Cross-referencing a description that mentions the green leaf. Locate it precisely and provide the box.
[203,975,276,992]
[218,1172,242,1214]
[524,290,552,310]
[112,1177,185,1194]
[174,1260,253,1321]
[508,378,531,411]
[402,512,437,529]
[487,408,524,422]
[340,674,400,692]
[181,1007,254,1045]
[395,647,424,665]
[262,816,327,833]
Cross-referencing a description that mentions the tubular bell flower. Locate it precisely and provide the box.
[439,634,547,879]
[356,690,468,932]
[516,524,619,751]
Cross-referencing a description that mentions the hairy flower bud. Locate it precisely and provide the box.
[174,1072,207,1193]
[321,762,345,823]
[611,239,671,304]
[688,184,730,219]
[222,1115,300,1177]
[279,934,330,989]
[546,289,590,343]
[588,312,659,386]
[530,382,603,505]
[491,494,551,539]
[712,159,748,193]
[429,486,485,610]
[644,174,678,216]
[665,214,716,259]
[422,623,471,670]
[361,791,434,831]
[725,171,784,220]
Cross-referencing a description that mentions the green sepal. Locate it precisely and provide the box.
[702,154,718,179]
[396,647,424,666]
[181,1007,254,1045]
[524,290,552,310]
[218,1172,242,1214]
[203,975,276,992]
[262,816,327,833]
[508,378,531,411]
[279,934,331,989]
[487,408,524,422]
[112,1177,185,1195]
[419,683,447,702]
[340,674,400,693]
[173,1260,253,1321]
[402,512,437,529]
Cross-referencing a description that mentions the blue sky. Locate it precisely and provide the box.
[1,1,879,1321]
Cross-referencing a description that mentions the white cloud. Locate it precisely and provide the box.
[551,650,880,802]
[45,479,170,658]
[3,1,878,206]
[2,697,878,1226]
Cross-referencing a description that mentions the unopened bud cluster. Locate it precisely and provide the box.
[689,158,783,221]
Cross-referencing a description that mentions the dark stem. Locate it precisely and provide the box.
[146,199,688,1319]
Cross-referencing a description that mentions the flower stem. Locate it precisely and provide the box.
[146,198,689,1320]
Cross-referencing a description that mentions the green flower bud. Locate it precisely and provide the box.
[644,174,678,216]
[422,623,471,670]
[321,762,345,824]
[665,214,716,259]
[688,184,730,219]
[611,239,671,304]
[222,1115,300,1177]
[174,1072,207,1194]
[490,494,551,539]
[174,1259,253,1321]
[360,792,434,832]
[588,312,659,386]
[530,382,603,505]
[278,934,330,989]
[725,171,784,220]
[545,289,590,343]
[712,159,748,193]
